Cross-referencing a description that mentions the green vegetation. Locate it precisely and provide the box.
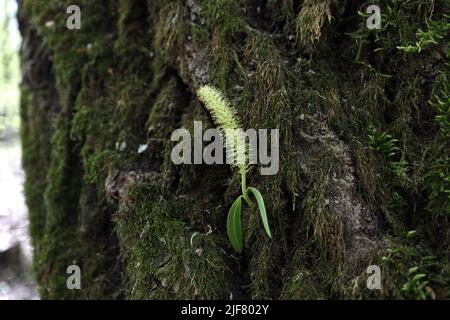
[397,14,450,53]
[425,88,450,216]
[19,0,450,299]
[197,85,271,253]
[378,230,449,299]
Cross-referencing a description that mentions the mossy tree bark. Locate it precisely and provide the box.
[19,0,449,299]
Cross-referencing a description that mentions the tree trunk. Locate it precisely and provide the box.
[18,0,449,299]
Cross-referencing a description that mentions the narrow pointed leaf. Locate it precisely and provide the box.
[226,196,243,253]
[248,187,272,238]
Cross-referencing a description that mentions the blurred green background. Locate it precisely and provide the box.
[0,0,21,138]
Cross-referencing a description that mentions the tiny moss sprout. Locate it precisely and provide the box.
[197,85,272,253]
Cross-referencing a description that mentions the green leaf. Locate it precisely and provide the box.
[408,267,419,274]
[412,273,427,282]
[406,230,417,239]
[248,187,272,238]
[227,196,243,253]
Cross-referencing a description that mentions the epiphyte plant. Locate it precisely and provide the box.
[197,85,272,253]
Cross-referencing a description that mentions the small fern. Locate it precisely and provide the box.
[431,93,450,139]
[401,267,429,300]
[397,15,450,53]
[424,91,450,216]
[368,125,399,158]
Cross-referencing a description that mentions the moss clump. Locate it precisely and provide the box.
[351,231,450,299]
[20,86,53,247]
[280,268,325,300]
[296,0,333,48]
[21,0,122,298]
[116,180,231,299]
[154,2,187,66]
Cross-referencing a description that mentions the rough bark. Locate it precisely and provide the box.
[19,0,449,299]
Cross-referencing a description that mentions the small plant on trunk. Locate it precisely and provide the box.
[197,85,272,253]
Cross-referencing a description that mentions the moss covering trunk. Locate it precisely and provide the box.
[18,0,449,299]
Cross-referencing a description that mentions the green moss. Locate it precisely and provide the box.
[20,87,52,246]
[21,0,450,300]
[197,0,247,89]
[154,2,187,66]
[280,268,325,299]
[116,181,231,299]
[146,78,185,140]
[24,0,117,92]
[352,231,450,299]
[296,0,333,48]
[21,0,123,299]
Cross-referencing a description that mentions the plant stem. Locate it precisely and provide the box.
[240,167,254,208]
